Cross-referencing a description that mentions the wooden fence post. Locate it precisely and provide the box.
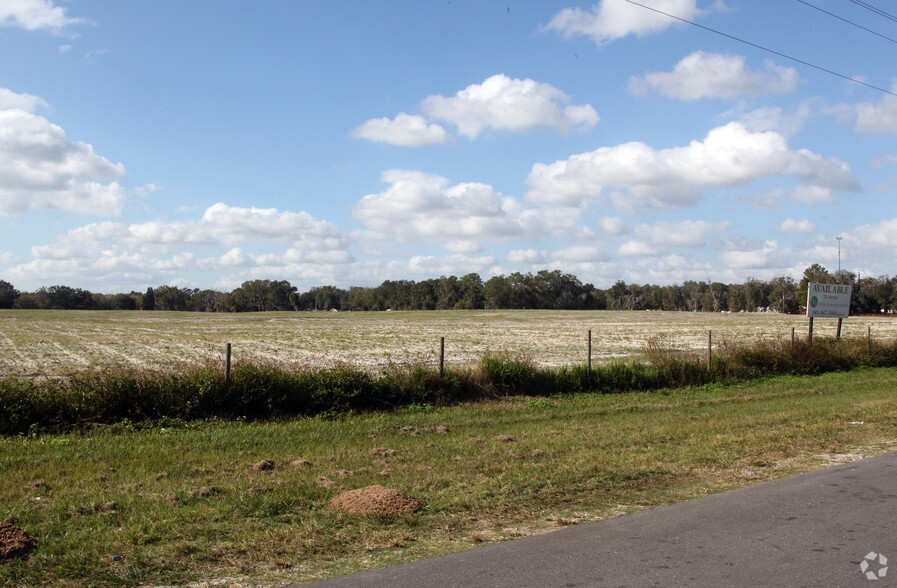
[707,330,712,372]
[439,337,445,378]
[808,317,814,344]
[868,326,872,354]
[587,330,592,385]
[225,343,231,386]
[836,318,843,340]
[791,327,795,348]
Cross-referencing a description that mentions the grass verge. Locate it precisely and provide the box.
[1,367,896,586]
[2,335,896,435]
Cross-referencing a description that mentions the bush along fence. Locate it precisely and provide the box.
[2,331,897,436]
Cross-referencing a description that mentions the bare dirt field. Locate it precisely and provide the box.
[1,309,894,377]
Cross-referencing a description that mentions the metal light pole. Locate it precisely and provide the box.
[835,236,842,275]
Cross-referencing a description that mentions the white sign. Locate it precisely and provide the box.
[806,282,852,318]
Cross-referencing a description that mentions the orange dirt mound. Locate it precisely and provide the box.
[328,485,423,516]
[0,522,38,561]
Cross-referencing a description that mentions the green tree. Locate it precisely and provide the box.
[0,280,20,309]
[112,293,138,310]
[483,276,511,309]
[154,285,188,311]
[142,287,156,310]
[42,285,95,310]
[455,273,484,309]
[768,276,799,314]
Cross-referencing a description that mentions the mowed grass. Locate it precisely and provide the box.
[2,367,896,586]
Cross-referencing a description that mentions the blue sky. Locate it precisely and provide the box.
[1,0,895,293]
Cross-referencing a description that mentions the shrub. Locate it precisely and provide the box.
[2,334,896,435]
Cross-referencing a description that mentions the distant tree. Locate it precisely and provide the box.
[0,280,20,309]
[231,280,298,311]
[91,293,114,310]
[13,292,41,309]
[189,289,227,312]
[455,273,484,309]
[154,285,188,311]
[112,293,138,310]
[142,287,156,310]
[768,276,799,314]
[42,285,95,310]
[483,276,511,309]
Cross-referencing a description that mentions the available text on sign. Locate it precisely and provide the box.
[806,282,852,319]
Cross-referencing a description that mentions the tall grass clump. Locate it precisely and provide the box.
[2,334,897,436]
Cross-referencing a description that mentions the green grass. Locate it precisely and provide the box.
[3,334,897,435]
[2,367,897,586]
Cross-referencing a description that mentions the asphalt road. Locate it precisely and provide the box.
[307,451,897,587]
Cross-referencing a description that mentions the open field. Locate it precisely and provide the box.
[2,309,895,377]
[1,368,896,586]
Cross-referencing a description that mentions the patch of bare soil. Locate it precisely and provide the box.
[328,485,424,516]
[0,522,38,561]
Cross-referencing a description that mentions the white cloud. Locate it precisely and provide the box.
[0,87,47,112]
[544,0,711,46]
[871,154,897,170]
[746,184,835,210]
[349,113,449,146]
[525,122,858,211]
[790,185,834,205]
[353,170,571,250]
[853,91,897,135]
[507,249,547,264]
[778,218,816,234]
[618,219,729,256]
[598,216,629,235]
[0,93,127,217]
[847,218,897,251]
[726,103,818,137]
[718,240,783,271]
[134,183,161,198]
[405,254,498,277]
[10,203,354,291]
[629,52,800,100]
[0,251,22,264]
[29,204,348,259]
[420,74,598,138]
[0,0,87,33]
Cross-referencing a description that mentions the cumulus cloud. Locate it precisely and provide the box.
[777,218,816,234]
[352,170,572,250]
[852,90,897,136]
[420,74,598,138]
[598,216,629,235]
[0,91,127,217]
[846,217,897,251]
[0,87,48,111]
[629,52,801,100]
[718,239,784,271]
[0,0,87,33]
[11,203,354,291]
[525,122,858,211]
[544,0,711,46]
[29,204,349,260]
[618,219,729,256]
[507,249,548,264]
[349,113,449,146]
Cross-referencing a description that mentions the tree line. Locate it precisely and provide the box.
[0,265,894,314]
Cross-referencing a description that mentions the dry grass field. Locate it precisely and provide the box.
[1,309,895,377]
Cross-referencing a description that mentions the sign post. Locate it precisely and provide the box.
[806,282,852,341]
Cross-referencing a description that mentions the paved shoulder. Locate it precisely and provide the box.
[308,452,897,587]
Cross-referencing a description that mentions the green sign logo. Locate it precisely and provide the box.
[810,295,819,308]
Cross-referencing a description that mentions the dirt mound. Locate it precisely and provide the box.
[328,485,423,516]
[0,522,38,561]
